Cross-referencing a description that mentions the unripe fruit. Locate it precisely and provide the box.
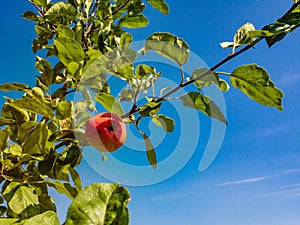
[85,112,126,152]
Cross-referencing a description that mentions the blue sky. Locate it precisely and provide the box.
[1,1,300,225]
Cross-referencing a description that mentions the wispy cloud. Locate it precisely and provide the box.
[217,176,274,187]
[217,168,300,187]
[283,168,300,174]
[152,192,192,201]
[255,188,300,198]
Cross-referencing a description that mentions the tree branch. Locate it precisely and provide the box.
[121,2,300,118]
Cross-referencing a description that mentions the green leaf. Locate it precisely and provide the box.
[54,37,85,66]
[114,64,134,81]
[65,183,130,225]
[220,22,255,52]
[57,101,72,120]
[0,83,31,92]
[152,114,174,132]
[0,218,20,225]
[120,32,133,46]
[143,32,190,65]
[136,64,156,78]
[0,129,9,151]
[180,92,227,124]
[45,2,76,25]
[119,14,149,28]
[147,0,169,15]
[23,123,53,160]
[45,181,77,200]
[95,92,124,116]
[69,168,82,191]
[0,118,15,126]
[2,103,30,127]
[22,11,40,22]
[4,144,22,157]
[57,25,75,38]
[230,64,284,111]
[141,132,157,169]
[190,68,219,90]
[32,0,49,8]
[23,211,60,225]
[233,23,256,46]
[219,79,230,92]
[190,68,230,92]
[139,102,161,117]
[8,186,39,215]
[262,5,300,47]
[9,98,54,120]
[118,89,133,102]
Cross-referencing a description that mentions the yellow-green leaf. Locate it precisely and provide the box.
[180,92,227,124]
[147,0,169,15]
[143,32,190,65]
[230,64,284,111]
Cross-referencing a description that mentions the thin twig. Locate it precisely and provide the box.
[179,65,185,85]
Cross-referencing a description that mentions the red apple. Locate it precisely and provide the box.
[85,112,126,152]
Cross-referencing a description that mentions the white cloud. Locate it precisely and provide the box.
[283,168,300,174]
[217,176,273,186]
[152,192,192,201]
[255,188,300,198]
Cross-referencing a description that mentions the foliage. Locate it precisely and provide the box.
[0,0,299,224]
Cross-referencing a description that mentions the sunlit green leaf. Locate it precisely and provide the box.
[120,32,133,46]
[57,25,75,38]
[147,0,169,15]
[95,92,125,116]
[180,92,227,124]
[54,37,85,66]
[230,64,284,111]
[23,211,60,225]
[262,5,300,47]
[23,123,53,160]
[4,144,22,157]
[9,98,54,120]
[118,89,133,102]
[136,64,156,78]
[219,79,230,92]
[233,23,256,46]
[65,183,130,225]
[8,186,39,215]
[152,114,174,132]
[0,83,31,92]
[139,102,161,117]
[114,64,134,81]
[119,14,149,28]
[45,2,76,25]
[0,218,20,225]
[220,22,256,52]
[32,0,49,8]
[143,32,190,65]
[45,181,77,200]
[57,101,72,120]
